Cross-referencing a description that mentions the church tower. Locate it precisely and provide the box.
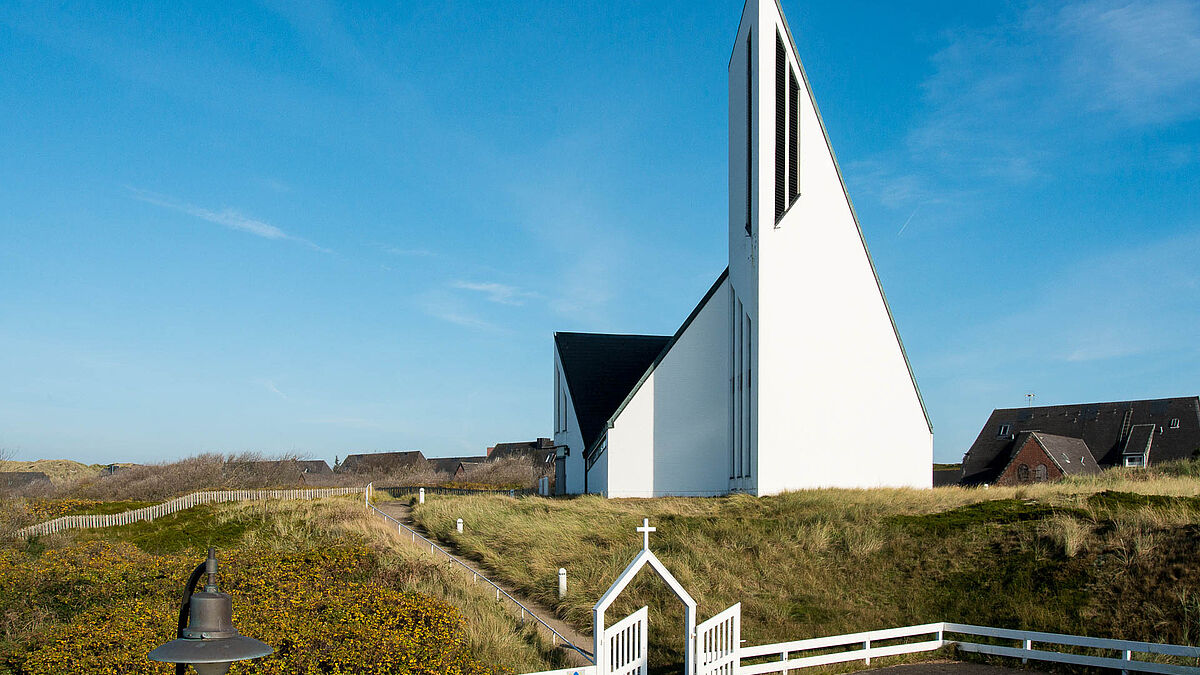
[726,0,932,492]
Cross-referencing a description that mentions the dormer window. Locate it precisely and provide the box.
[997,424,1011,437]
[1170,418,1180,429]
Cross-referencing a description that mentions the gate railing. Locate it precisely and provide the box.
[16,487,366,538]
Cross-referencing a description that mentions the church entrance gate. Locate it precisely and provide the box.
[697,603,741,675]
[604,606,649,675]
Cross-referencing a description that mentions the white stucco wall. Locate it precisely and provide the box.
[604,278,733,498]
[749,0,932,492]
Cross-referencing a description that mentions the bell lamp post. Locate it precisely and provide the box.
[149,547,273,675]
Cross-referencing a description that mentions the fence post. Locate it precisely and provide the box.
[782,651,789,675]
[1023,639,1032,665]
[864,639,871,666]
[1122,649,1132,675]
[558,568,567,598]
[456,518,463,534]
[419,487,425,505]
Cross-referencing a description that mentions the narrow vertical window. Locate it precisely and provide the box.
[775,32,786,221]
[729,289,737,480]
[745,30,753,236]
[554,367,561,432]
[739,312,748,475]
[788,69,799,203]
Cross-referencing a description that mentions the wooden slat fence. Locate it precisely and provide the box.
[378,485,536,498]
[17,487,366,538]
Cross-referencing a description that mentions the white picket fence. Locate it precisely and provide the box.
[17,487,366,538]
[520,621,1200,675]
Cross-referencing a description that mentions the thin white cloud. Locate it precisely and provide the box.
[380,245,436,258]
[1055,0,1200,124]
[257,379,289,400]
[452,280,536,306]
[129,188,329,252]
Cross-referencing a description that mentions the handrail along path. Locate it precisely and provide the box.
[366,499,594,663]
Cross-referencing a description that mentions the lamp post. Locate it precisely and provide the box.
[149,547,273,675]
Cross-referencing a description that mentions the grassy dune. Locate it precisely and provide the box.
[1,497,565,674]
[410,462,1200,670]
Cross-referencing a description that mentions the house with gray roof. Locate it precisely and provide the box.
[961,396,1200,485]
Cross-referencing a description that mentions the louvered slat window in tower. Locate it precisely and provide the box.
[775,32,786,221]
[746,30,753,235]
[788,69,799,203]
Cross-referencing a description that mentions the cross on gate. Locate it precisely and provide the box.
[637,518,656,550]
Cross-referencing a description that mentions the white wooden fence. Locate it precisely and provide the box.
[519,621,1200,675]
[17,487,366,538]
[738,622,1200,675]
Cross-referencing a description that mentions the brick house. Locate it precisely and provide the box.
[992,432,1100,485]
[961,396,1200,485]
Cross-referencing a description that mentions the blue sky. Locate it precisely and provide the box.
[1,0,1197,466]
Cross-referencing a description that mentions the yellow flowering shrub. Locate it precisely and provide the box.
[1,541,501,675]
[27,499,103,519]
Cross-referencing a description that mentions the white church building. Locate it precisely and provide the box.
[552,0,932,497]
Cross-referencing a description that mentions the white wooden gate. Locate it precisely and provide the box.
[697,603,740,675]
[605,606,649,675]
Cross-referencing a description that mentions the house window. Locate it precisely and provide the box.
[997,424,1011,437]
[1034,464,1048,482]
[1017,464,1030,483]
[1170,418,1180,429]
[1125,455,1145,468]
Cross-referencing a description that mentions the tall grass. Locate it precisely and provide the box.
[409,460,1200,670]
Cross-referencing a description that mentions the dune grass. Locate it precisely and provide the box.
[410,462,1200,670]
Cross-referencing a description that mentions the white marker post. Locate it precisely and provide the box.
[456,518,463,533]
[558,568,567,598]
[418,487,425,504]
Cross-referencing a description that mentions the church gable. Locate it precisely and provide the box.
[554,332,672,452]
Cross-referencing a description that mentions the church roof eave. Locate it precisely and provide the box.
[584,268,731,461]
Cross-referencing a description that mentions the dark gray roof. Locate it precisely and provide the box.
[339,451,427,474]
[1123,424,1155,457]
[427,456,489,474]
[555,332,673,451]
[488,438,555,465]
[962,396,1200,484]
[1031,433,1100,476]
[932,469,961,487]
[0,472,50,489]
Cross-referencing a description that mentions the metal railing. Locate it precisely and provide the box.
[739,622,1200,675]
[17,487,366,538]
[365,497,593,662]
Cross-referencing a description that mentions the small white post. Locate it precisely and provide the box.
[864,639,871,666]
[782,650,789,675]
[456,518,463,533]
[1122,649,1132,675]
[1023,639,1032,664]
[558,568,567,598]
[418,487,425,504]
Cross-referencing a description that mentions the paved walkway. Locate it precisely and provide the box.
[375,501,593,667]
